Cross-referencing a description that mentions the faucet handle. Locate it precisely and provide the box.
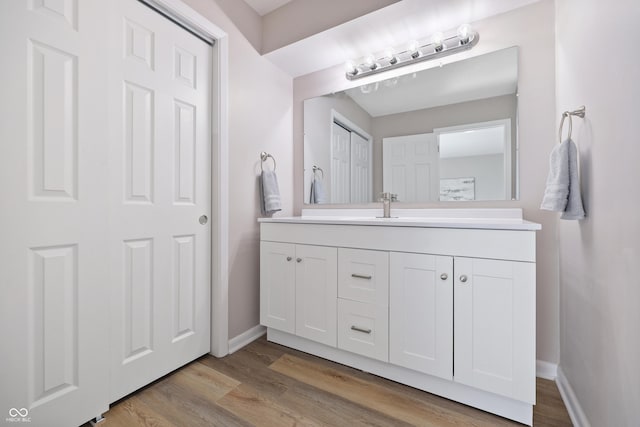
[378,192,390,202]
[391,193,398,202]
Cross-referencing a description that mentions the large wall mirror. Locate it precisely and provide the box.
[304,46,519,204]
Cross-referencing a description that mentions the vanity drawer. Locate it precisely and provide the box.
[337,299,389,362]
[338,248,389,305]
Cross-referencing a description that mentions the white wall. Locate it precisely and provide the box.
[556,1,640,425]
[182,0,293,339]
[294,0,559,365]
[440,154,504,201]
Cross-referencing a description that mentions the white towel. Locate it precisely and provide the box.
[259,170,281,215]
[310,177,326,204]
[540,139,585,220]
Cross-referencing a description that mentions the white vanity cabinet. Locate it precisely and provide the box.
[259,212,540,426]
[260,241,337,347]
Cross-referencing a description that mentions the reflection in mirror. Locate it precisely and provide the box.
[303,47,519,204]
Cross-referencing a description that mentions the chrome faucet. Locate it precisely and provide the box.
[379,192,398,218]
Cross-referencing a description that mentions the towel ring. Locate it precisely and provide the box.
[558,112,573,143]
[260,151,276,172]
[312,165,324,178]
[558,106,586,144]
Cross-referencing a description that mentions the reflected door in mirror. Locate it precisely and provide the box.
[383,134,439,202]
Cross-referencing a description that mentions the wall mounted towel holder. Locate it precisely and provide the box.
[312,165,324,178]
[559,106,586,143]
[260,151,276,172]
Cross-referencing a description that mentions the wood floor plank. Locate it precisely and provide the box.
[174,359,240,400]
[216,383,323,427]
[135,376,251,427]
[101,396,174,427]
[270,353,513,427]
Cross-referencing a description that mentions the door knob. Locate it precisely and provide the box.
[296,258,302,263]
[440,273,448,280]
[459,275,468,283]
[286,256,292,261]
[199,215,208,225]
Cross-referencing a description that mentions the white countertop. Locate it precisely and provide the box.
[259,208,542,231]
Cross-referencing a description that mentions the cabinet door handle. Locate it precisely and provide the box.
[286,256,292,261]
[459,275,468,283]
[296,258,302,263]
[440,273,448,280]
[351,273,372,280]
[350,325,372,334]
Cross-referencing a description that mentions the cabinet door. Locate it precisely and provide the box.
[389,253,453,380]
[454,257,536,403]
[338,248,389,305]
[260,242,296,333]
[295,245,338,347]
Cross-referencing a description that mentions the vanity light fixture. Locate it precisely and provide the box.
[345,24,479,80]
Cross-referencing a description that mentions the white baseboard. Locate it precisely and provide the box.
[228,324,266,354]
[536,360,558,380]
[556,366,591,427]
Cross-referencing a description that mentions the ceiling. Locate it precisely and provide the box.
[244,0,293,16]
[263,0,540,77]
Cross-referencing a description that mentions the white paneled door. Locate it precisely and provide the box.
[382,133,439,202]
[107,0,212,402]
[0,0,212,425]
[0,1,111,426]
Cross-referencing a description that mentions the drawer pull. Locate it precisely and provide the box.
[286,256,292,261]
[440,273,448,280]
[460,275,468,283]
[351,273,372,280]
[350,325,372,334]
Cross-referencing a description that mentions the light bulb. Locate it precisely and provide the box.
[365,54,378,70]
[345,60,358,75]
[431,32,444,52]
[384,47,398,65]
[458,24,472,44]
[407,40,420,59]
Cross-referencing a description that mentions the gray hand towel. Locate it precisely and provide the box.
[560,139,585,220]
[310,177,325,204]
[540,139,585,220]
[260,170,281,215]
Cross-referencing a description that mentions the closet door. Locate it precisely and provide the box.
[107,0,212,402]
[0,1,110,426]
[331,122,350,203]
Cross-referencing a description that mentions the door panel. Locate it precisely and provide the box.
[350,132,371,203]
[331,123,350,203]
[389,253,453,380]
[260,242,296,333]
[0,1,110,426]
[295,245,338,347]
[454,257,536,403]
[108,0,212,402]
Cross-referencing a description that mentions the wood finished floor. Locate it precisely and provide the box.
[91,337,572,427]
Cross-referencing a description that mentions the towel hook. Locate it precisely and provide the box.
[558,106,586,143]
[312,165,324,178]
[260,151,276,172]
